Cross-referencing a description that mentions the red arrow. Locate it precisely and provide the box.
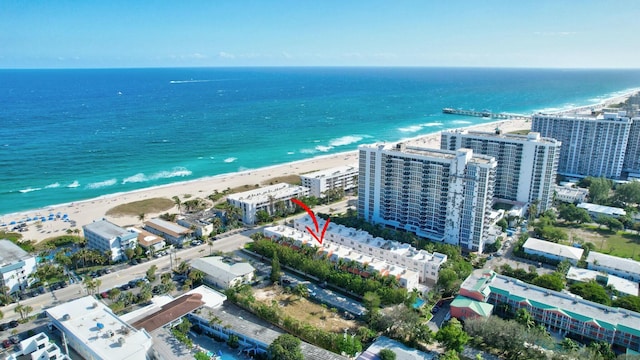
[291,198,330,245]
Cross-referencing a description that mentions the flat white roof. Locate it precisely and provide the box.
[227,183,308,204]
[587,252,640,276]
[191,257,255,283]
[83,219,132,239]
[523,237,584,261]
[184,285,227,308]
[144,218,191,236]
[567,267,639,297]
[300,164,359,179]
[0,239,32,266]
[577,203,626,216]
[46,296,152,360]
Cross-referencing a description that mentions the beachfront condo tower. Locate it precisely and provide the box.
[532,112,632,179]
[440,130,561,213]
[358,143,497,253]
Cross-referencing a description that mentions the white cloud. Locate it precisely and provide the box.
[218,51,235,59]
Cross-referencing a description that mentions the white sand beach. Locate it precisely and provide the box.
[3,89,638,243]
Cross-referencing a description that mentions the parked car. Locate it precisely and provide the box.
[0,323,8,331]
[8,320,19,328]
[100,292,109,299]
[119,284,130,291]
[9,336,19,344]
[431,306,440,314]
[2,339,11,348]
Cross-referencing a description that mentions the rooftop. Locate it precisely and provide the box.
[451,296,494,317]
[577,203,626,216]
[587,252,640,275]
[566,267,639,297]
[190,256,255,283]
[46,296,152,360]
[300,164,359,179]
[83,219,133,239]
[227,183,308,204]
[463,270,640,333]
[131,293,205,332]
[144,218,192,237]
[0,239,31,266]
[443,129,560,145]
[128,227,164,247]
[523,237,584,261]
[208,303,348,360]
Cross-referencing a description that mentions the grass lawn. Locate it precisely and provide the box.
[555,222,640,260]
[261,174,301,186]
[0,230,22,242]
[253,285,360,333]
[106,197,175,217]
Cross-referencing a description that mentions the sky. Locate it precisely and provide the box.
[1,0,639,69]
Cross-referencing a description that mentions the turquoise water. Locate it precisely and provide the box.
[2,67,640,215]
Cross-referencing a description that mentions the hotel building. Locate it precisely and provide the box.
[440,130,560,212]
[0,240,37,295]
[453,269,640,352]
[143,218,193,245]
[300,164,359,198]
[227,183,309,225]
[532,112,632,178]
[358,143,497,252]
[82,219,138,262]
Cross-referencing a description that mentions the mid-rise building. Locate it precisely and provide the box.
[0,239,37,295]
[454,270,640,352]
[83,219,138,262]
[586,252,640,283]
[227,183,310,225]
[532,112,632,178]
[358,143,497,252]
[440,130,560,212]
[46,296,153,360]
[577,202,626,219]
[300,164,359,198]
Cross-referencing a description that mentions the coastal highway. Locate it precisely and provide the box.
[0,233,253,323]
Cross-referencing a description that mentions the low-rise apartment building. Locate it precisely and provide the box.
[190,256,255,289]
[227,183,309,225]
[143,218,193,245]
[455,270,640,353]
[586,252,640,283]
[522,237,584,265]
[83,219,138,262]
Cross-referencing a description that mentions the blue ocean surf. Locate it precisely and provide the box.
[1,67,640,215]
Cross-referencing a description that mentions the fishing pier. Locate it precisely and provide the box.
[442,108,531,120]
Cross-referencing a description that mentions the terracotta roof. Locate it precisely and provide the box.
[131,293,204,332]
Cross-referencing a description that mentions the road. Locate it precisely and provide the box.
[0,198,354,324]
[0,233,253,323]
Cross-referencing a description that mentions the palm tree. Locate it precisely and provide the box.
[14,304,33,320]
[83,276,96,295]
[188,269,205,285]
[95,279,102,295]
[73,228,81,237]
[138,213,146,223]
[173,196,182,214]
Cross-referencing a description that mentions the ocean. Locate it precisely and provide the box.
[2,67,640,216]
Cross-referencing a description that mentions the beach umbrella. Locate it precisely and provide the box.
[97,323,104,330]
[9,221,15,225]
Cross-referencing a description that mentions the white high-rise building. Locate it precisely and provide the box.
[532,112,632,178]
[440,130,560,212]
[358,143,497,252]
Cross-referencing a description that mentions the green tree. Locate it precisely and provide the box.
[515,308,534,329]
[363,291,381,322]
[172,196,182,214]
[124,248,135,260]
[379,349,396,360]
[613,295,640,312]
[146,264,158,282]
[268,334,303,360]
[614,180,640,206]
[435,318,469,353]
[589,177,612,204]
[194,352,210,360]
[271,252,282,283]
[439,350,460,360]
[569,281,611,305]
[532,273,564,291]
